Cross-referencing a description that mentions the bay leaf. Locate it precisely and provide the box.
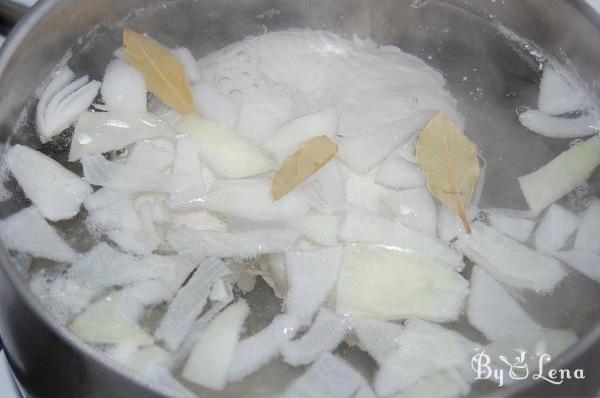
[271,135,338,201]
[123,27,197,115]
[416,112,480,234]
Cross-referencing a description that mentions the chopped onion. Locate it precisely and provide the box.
[6,144,92,221]
[340,207,463,270]
[518,110,598,138]
[302,160,347,214]
[192,82,239,130]
[338,110,434,173]
[336,245,468,322]
[140,254,199,296]
[165,137,206,209]
[181,300,250,391]
[279,353,364,398]
[375,156,425,190]
[437,205,478,242]
[284,247,343,325]
[125,141,174,173]
[155,258,226,351]
[574,199,600,252]
[263,107,338,161]
[172,47,201,83]
[518,135,600,215]
[69,112,175,161]
[84,187,129,213]
[468,267,540,341]
[456,221,566,292]
[0,206,78,263]
[382,187,437,237]
[349,317,402,364]
[486,209,535,242]
[228,313,300,382]
[533,204,580,253]
[175,116,276,178]
[288,214,339,246]
[36,67,100,142]
[374,319,481,396]
[197,179,310,220]
[167,227,299,258]
[82,154,193,193]
[553,251,600,283]
[101,59,147,113]
[281,308,349,366]
[538,65,588,115]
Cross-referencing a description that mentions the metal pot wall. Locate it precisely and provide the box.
[0,0,599,397]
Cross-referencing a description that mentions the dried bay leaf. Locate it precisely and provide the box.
[271,135,338,201]
[416,112,480,234]
[123,27,197,115]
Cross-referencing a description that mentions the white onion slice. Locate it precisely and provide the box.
[197,179,310,220]
[281,308,349,366]
[538,65,588,115]
[468,267,540,341]
[284,247,343,325]
[574,199,600,252]
[302,159,347,214]
[374,319,481,396]
[553,251,600,283]
[518,110,598,139]
[349,317,402,364]
[125,142,174,173]
[533,204,580,253]
[139,254,198,296]
[228,313,300,382]
[84,187,128,213]
[101,59,147,113]
[340,207,463,270]
[456,221,566,292]
[382,187,437,237]
[192,82,239,130]
[166,137,206,209]
[375,156,425,189]
[336,245,468,322]
[82,154,193,193]
[279,354,364,398]
[167,227,299,258]
[518,135,600,215]
[437,205,478,242]
[182,300,250,391]
[6,144,92,221]
[172,47,201,83]
[288,214,339,246]
[263,107,338,162]
[155,258,226,351]
[175,116,276,179]
[486,210,535,242]
[69,112,175,161]
[36,67,100,142]
[0,206,78,263]
[338,110,434,173]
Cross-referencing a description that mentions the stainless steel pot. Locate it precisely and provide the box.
[0,0,599,397]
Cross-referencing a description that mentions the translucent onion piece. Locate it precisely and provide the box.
[437,205,478,242]
[574,199,600,252]
[288,214,339,246]
[125,142,174,173]
[84,187,129,213]
[228,313,300,382]
[166,137,206,209]
[172,47,202,83]
[263,107,338,162]
[486,210,535,242]
[302,159,347,214]
[349,317,403,364]
[101,59,147,112]
[82,154,194,193]
[375,156,425,190]
[0,206,78,263]
[192,82,239,130]
[533,204,580,253]
[468,267,540,341]
[155,258,226,351]
[69,112,175,161]
[279,354,364,398]
[167,227,299,258]
[336,245,468,322]
[518,135,600,216]
[382,187,437,237]
[456,221,566,292]
[337,110,435,173]
[553,251,600,283]
[281,308,349,366]
[6,144,92,221]
[182,300,250,391]
[36,67,101,142]
[518,110,598,139]
[538,65,588,115]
